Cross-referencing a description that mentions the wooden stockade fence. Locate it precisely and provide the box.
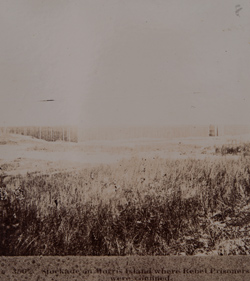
[4,126,78,143]
[1,125,250,142]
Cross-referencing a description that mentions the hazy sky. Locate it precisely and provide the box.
[0,0,250,127]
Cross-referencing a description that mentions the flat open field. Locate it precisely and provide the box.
[1,133,250,255]
[0,133,243,175]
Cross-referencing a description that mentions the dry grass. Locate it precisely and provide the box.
[1,156,250,255]
[215,142,250,156]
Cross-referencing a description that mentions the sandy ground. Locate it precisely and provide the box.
[0,133,249,175]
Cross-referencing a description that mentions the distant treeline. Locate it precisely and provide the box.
[1,124,250,142]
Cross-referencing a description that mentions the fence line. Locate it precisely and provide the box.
[2,125,250,142]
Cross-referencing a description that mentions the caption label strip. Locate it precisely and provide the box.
[1,256,250,281]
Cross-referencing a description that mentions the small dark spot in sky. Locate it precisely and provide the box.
[235,5,243,17]
[39,99,55,102]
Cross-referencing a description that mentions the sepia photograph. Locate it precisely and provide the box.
[1,0,250,280]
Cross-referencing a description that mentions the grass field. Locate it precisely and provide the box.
[2,141,250,255]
